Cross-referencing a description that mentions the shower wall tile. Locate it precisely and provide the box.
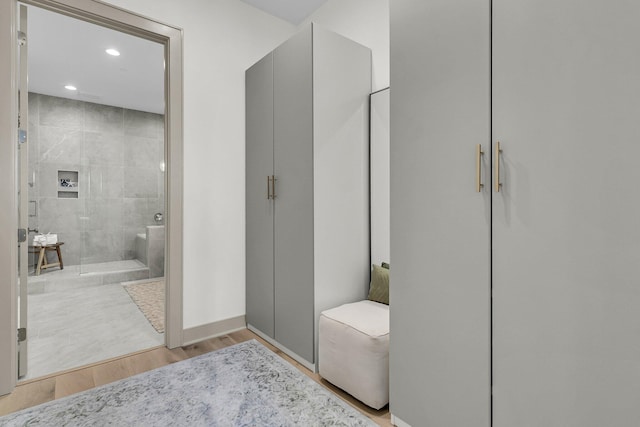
[28,93,40,174]
[84,131,125,166]
[28,121,39,174]
[39,127,82,165]
[124,168,158,198]
[124,136,161,169]
[85,199,124,230]
[35,201,54,234]
[38,197,83,234]
[37,162,82,199]
[123,198,150,228]
[30,93,164,267]
[87,165,124,199]
[37,164,58,199]
[147,197,164,220]
[124,109,163,138]
[81,230,123,264]
[54,231,82,266]
[38,95,83,129]
[84,102,124,133]
[123,227,141,260]
[28,93,39,126]
[147,226,165,278]
[124,198,164,233]
[28,216,38,232]
[158,174,165,202]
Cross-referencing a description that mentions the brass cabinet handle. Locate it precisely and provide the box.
[476,144,484,192]
[267,176,272,199]
[495,141,502,192]
[271,175,277,199]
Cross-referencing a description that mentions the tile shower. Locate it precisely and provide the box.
[28,92,165,276]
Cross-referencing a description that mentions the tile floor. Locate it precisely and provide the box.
[22,261,164,381]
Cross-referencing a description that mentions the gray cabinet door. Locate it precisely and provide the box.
[389,0,491,425]
[492,1,640,425]
[245,53,275,338]
[273,28,314,363]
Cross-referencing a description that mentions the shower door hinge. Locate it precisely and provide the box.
[17,328,26,342]
[18,128,27,144]
[17,31,26,47]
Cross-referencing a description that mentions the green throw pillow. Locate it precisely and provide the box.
[368,264,389,305]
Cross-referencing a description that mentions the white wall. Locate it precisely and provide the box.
[101,0,389,330]
[102,0,296,329]
[304,0,390,265]
[301,0,389,91]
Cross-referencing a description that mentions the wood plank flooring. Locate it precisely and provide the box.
[0,329,392,426]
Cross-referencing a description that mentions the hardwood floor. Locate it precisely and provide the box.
[0,329,392,426]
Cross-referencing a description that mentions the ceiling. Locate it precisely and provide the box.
[25,1,329,114]
[26,5,165,114]
[239,0,329,25]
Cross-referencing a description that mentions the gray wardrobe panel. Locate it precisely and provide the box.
[390,0,491,425]
[493,0,640,425]
[245,53,275,338]
[273,28,315,363]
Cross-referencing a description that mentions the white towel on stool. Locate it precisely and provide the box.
[33,233,57,246]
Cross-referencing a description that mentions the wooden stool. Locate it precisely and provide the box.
[29,242,64,276]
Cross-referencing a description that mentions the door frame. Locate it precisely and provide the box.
[0,0,184,395]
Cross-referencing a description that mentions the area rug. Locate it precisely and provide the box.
[123,280,164,333]
[0,340,376,426]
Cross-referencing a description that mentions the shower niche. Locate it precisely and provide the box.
[57,170,78,199]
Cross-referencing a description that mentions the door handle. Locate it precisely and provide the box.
[476,144,484,192]
[267,176,272,199]
[271,176,277,199]
[495,141,502,192]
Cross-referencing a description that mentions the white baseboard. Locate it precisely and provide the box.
[182,315,246,346]
[247,324,316,373]
[391,414,412,427]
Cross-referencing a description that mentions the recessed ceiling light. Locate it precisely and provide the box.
[105,48,120,56]
[64,85,77,91]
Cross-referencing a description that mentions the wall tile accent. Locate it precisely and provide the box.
[28,93,165,268]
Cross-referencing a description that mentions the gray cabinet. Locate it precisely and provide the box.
[246,24,372,370]
[390,0,491,426]
[391,0,640,426]
[246,53,275,340]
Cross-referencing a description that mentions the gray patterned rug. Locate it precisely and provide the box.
[0,340,375,426]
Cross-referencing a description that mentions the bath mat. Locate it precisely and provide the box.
[123,280,164,333]
[0,340,376,426]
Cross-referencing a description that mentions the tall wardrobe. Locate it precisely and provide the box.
[390,1,640,426]
[245,24,372,370]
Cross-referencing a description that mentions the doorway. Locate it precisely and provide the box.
[22,3,166,381]
[0,0,184,394]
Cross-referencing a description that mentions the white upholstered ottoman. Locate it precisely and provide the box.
[318,300,389,409]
